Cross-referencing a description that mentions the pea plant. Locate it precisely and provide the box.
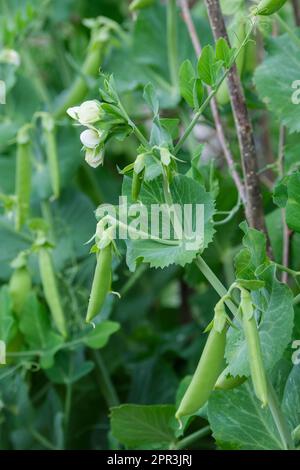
[1,0,300,451]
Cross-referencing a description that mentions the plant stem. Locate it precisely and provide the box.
[30,429,58,450]
[179,0,246,204]
[196,256,237,315]
[64,382,72,445]
[175,425,211,449]
[205,0,268,238]
[167,0,179,90]
[92,351,120,408]
[267,377,294,450]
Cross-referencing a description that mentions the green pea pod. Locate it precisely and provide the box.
[86,244,112,323]
[9,267,32,316]
[15,126,32,230]
[215,366,246,390]
[241,289,268,407]
[38,247,67,337]
[42,114,60,199]
[176,325,227,419]
[254,0,287,16]
[216,20,246,106]
[131,171,144,202]
[129,0,155,12]
[54,37,106,119]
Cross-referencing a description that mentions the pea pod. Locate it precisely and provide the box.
[215,366,246,390]
[54,36,106,119]
[176,324,227,419]
[241,289,268,407]
[42,114,60,199]
[9,267,32,315]
[131,171,144,202]
[38,247,67,337]
[254,0,287,16]
[86,244,112,323]
[15,126,32,230]
[129,0,155,12]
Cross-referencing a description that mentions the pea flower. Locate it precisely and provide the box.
[67,100,102,125]
[80,129,102,148]
[85,146,105,168]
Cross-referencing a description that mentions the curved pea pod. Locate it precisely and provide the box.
[15,126,32,230]
[86,244,112,323]
[241,289,268,407]
[9,267,32,315]
[254,0,287,16]
[176,325,227,420]
[215,366,246,390]
[129,0,155,11]
[216,20,246,106]
[38,247,67,337]
[42,114,60,199]
[54,37,106,120]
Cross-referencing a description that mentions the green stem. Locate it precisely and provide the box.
[64,382,72,443]
[267,377,294,450]
[120,263,147,297]
[117,100,149,148]
[92,351,120,408]
[196,256,238,315]
[30,429,58,450]
[274,262,300,277]
[293,293,300,305]
[175,425,211,450]
[167,0,178,89]
[174,20,255,155]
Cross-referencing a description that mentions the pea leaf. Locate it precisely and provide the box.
[123,174,215,270]
[110,404,177,449]
[254,34,300,133]
[179,59,195,108]
[19,293,64,369]
[83,321,120,349]
[45,352,94,385]
[0,286,16,344]
[282,365,300,431]
[208,383,285,450]
[286,172,300,232]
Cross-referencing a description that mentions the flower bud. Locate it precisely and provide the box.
[134,153,146,174]
[160,147,172,166]
[80,129,101,148]
[85,146,105,168]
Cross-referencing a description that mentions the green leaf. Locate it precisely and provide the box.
[254,34,300,133]
[179,59,195,108]
[0,286,16,343]
[143,82,159,115]
[208,383,284,450]
[83,321,120,349]
[197,45,216,86]
[282,365,300,431]
[215,37,234,69]
[193,78,204,109]
[19,293,64,369]
[45,352,94,385]
[123,174,215,270]
[286,172,300,232]
[110,404,176,448]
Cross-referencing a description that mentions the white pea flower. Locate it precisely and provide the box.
[85,146,105,168]
[77,100,102,124]
[67,100,102,125]
[67,106,80,120]
[80,129,101,148]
